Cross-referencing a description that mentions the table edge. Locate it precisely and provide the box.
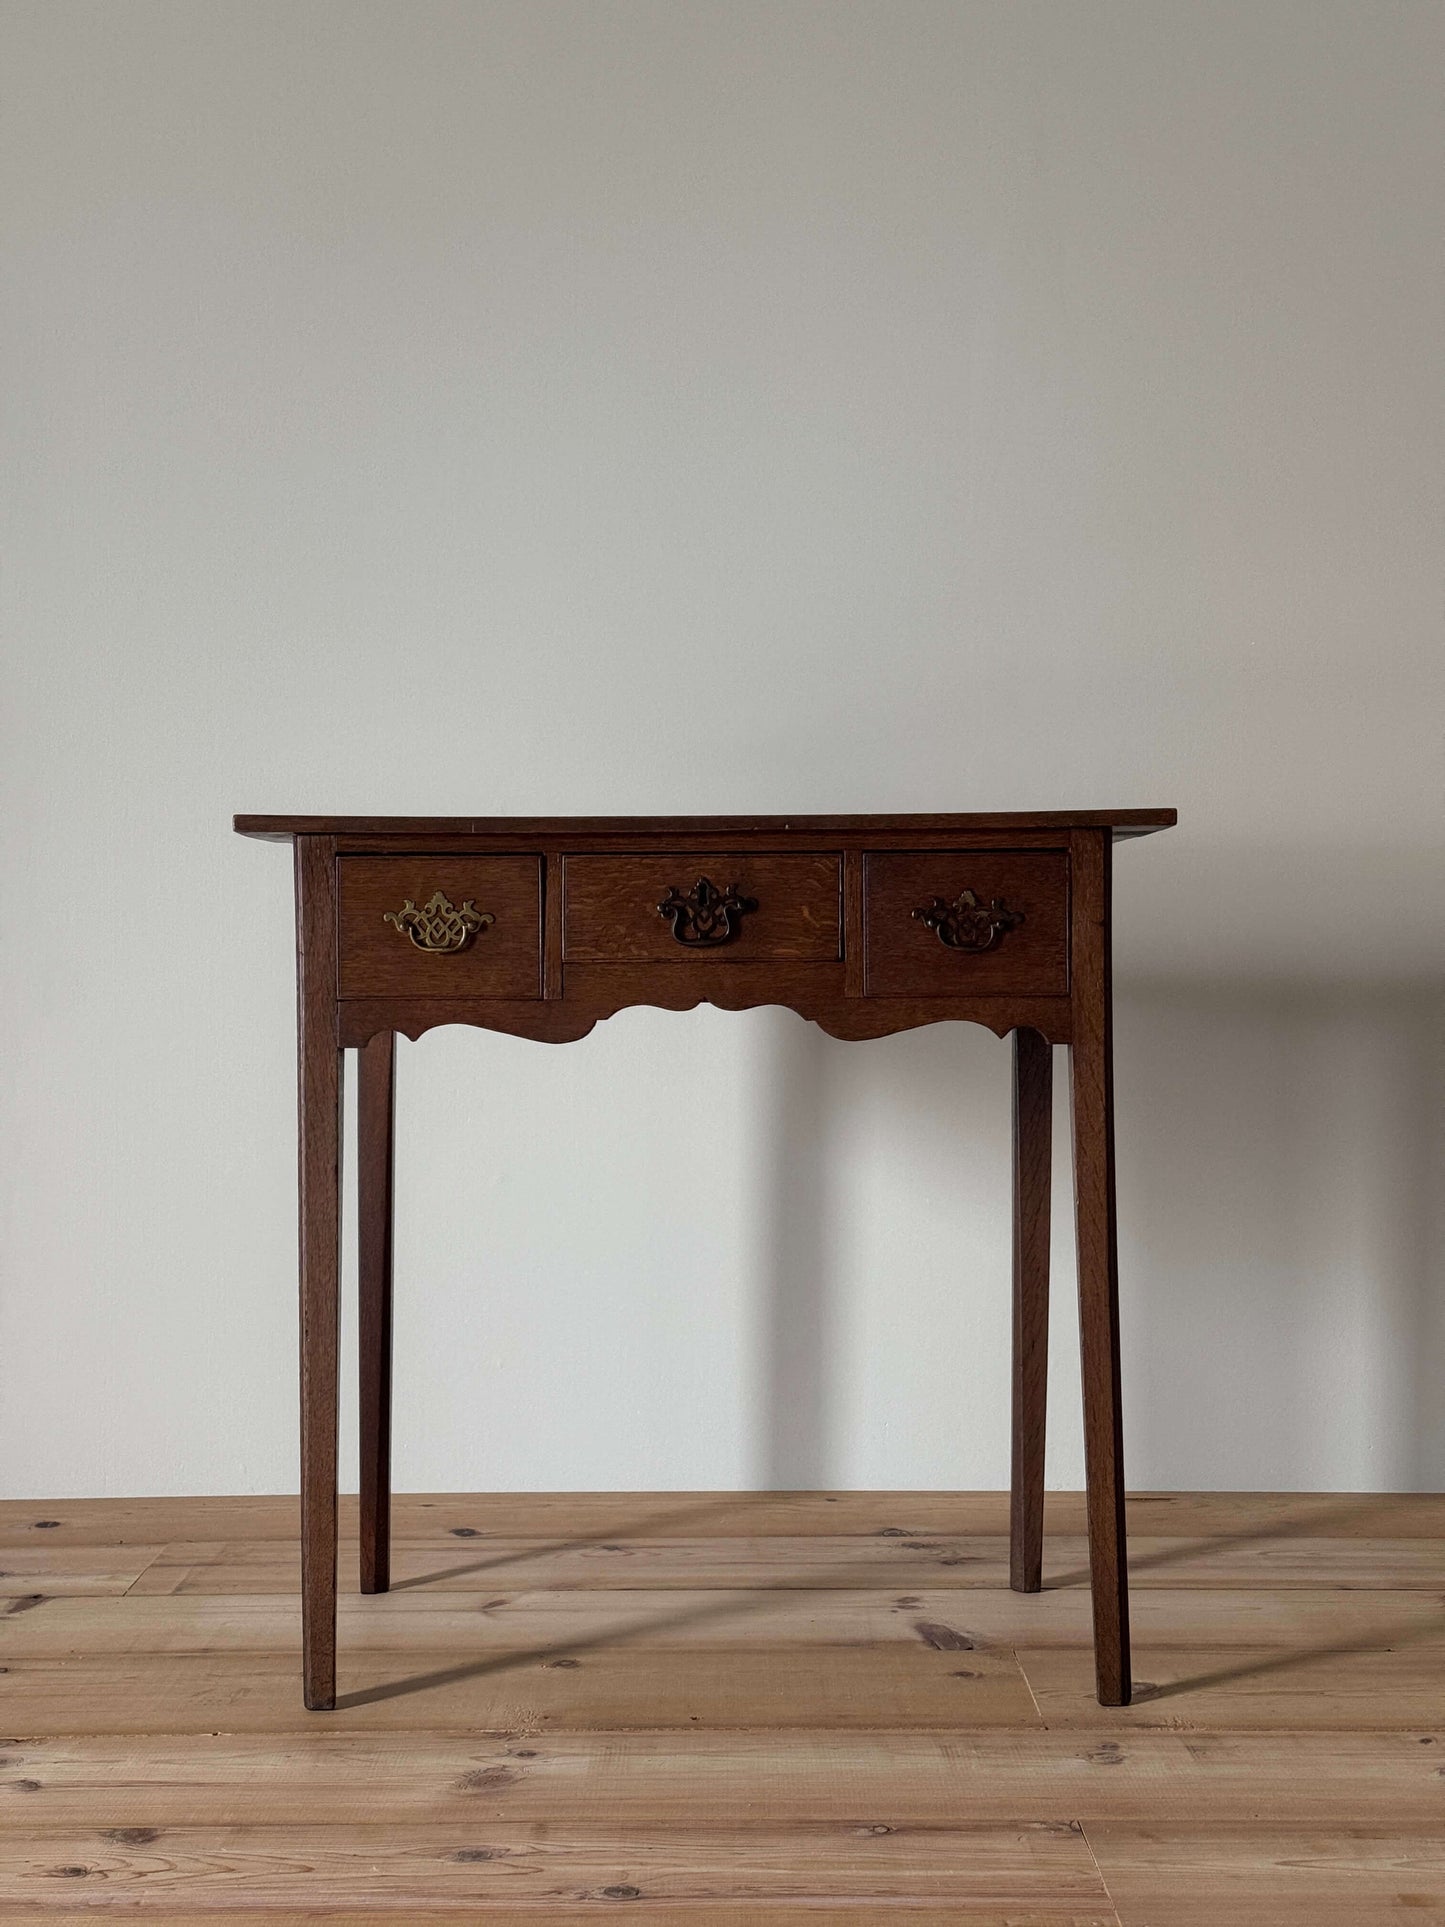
[235,809,1177,841]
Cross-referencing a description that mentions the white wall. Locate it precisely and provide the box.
[2,0,1441,1498]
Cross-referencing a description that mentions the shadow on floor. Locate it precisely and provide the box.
[1045,1491,1423,1591]
[387,1493,784,1591]
[1133,1608,1445,1704]
[341,1494,1439,1711]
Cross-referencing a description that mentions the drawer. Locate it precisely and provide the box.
[865,851,1068,997]
[563,852,841,963]
[338,856,542,999]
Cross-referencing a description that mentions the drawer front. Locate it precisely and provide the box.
[865,851,1068,997]
[564,852,841,963]
[338,856,543,999]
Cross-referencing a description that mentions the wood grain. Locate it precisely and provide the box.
[294,835,342,1712]
[338,855,542,999]
[357,1029,396,1596]
[0,1546,162,1594]
[7,1588,1444,1660]
[2,1493,1442,1920]
[865,850,1070,996]
[0,1823,1111,1912]
[0,1913,1117,1927]
[5,1490,1440,1545]
[1068,829,1130,1706]
[0,1646,1036,1734]
[1018,1642,1445,1730]
[1012,1027,1053,1592]
[270,799,1158,1724]
[336,987,1076,1047]
[236,808,1177,841]
[4,1729,1444,1830]
[118,1531,1445,1596]
[1089,1823,1445,1925]
[562,853,841,962]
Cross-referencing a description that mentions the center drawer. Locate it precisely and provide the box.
[563,852,841,963]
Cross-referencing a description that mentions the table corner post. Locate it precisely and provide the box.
[294,834,342,1711]
[1067,828,1131,1707]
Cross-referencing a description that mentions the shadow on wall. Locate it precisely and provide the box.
[750,1009,1017,1494]
[755,1014,833,1490]
[747,981,1445,1493]
[1116,981,1445,1492]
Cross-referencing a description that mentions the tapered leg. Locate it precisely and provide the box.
[1010,1027,1052,1593]
[1069,831,1131,1707]
[296,837,342,1712]
[358,1030,396,1595]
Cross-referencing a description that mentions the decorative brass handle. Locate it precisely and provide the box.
[384,891,495,953]
[912,889,1024,952]
[657,877,757,947]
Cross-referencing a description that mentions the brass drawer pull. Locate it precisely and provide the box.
[912,889,1024,953]
[384,891,495,953]
[657,877,757,947]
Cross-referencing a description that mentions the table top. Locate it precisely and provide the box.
[235,809,1177,842]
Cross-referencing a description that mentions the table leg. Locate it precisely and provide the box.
[1069,832,1131,1707]
[358,1029,396,1595]
[295,836,342,1712]
[1010,1027,1052,1593]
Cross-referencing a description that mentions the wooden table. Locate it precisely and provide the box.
[236,810,1175,1710]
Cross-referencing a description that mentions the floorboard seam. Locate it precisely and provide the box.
[1077,1819,1124,1927]
[120,1546,173,1596]
[1014,1645,1049,1728]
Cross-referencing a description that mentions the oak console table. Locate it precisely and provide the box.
[236,809,1175,1710]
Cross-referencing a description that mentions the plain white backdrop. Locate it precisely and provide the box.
[3,0,1442,1498]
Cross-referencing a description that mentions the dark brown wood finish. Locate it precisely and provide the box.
[864,850,1069,997]
[842,849,865,998]
[563,852,841,962]
[1068,828,1131,1706]
[239,810,1172,1710]
[338,989,1077,1048]
[293,836,342,1713]
[543,849,564,1000]
[238,809,1176,840]
[357,1030,396,1597]
[338,856,542,1000]
[1010,1027,1052,1595]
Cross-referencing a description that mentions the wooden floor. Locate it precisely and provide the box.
[1,1493,1443,1922]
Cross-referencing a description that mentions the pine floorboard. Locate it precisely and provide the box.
[0,1492,1442,1918]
